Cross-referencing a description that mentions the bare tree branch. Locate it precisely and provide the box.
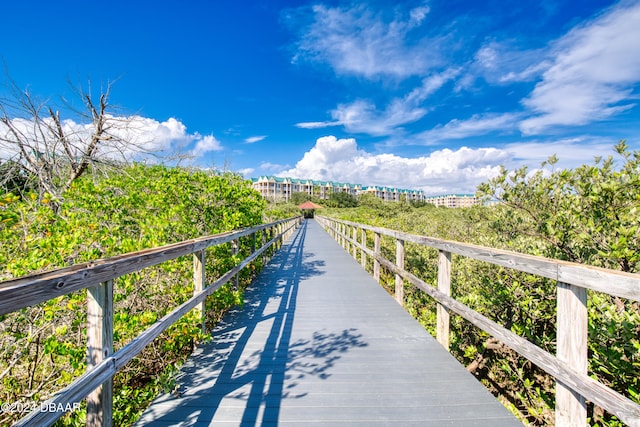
[0,76,149,209]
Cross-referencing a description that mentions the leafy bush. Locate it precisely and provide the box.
[327,191,357,208]
[0,164,266,426]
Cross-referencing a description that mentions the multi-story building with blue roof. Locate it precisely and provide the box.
[251,176,477,207]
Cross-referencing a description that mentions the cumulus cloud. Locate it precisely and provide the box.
[520,2,640,134]
[289,3,440,79]
[278,135,617,194]
[0,115,223,163]
[279,135,507,194]
[189,134,223,157]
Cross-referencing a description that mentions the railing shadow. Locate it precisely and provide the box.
[138,219,368,426]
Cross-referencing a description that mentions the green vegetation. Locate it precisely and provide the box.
[288,190,357,208]
[1,141,638,426]
[288,191,322,206]
[326,191,358,208]
[324,142,639,426]
[0,163,267,426]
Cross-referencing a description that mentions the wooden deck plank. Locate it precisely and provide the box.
[135,219,521,426]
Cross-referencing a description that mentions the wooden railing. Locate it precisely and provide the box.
[0,216,303,427]
[316,216,640,427]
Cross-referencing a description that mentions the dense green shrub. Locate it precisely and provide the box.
[0,164,266,426]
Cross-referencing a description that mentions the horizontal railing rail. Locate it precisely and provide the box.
[316,215,640,427]
[1,216,303,427]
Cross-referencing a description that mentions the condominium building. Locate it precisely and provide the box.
[360,185,425,202]
[423,194,478,208]
[251,175,478,207]
[251,176,362,202]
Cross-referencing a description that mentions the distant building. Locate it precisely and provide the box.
[251,176,361,202]
[360,185,425,202]
[250,175,478,207]
[423,194,478,208]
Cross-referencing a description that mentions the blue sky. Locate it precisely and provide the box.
[1,0,639,195]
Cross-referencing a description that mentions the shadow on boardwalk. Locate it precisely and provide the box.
[138,220,368,426]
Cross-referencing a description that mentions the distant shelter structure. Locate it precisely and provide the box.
[297,201,323,218]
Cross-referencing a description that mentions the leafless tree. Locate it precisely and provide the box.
[0,77,148,207]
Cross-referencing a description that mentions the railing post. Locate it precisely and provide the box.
[232,239,239,290]
[193,250,206,332]
[251,232,256,254]
[274,224,279,251]
[395,239,405,305]
[86,280,113,427]
[374,232,381,284]
[352,226,357,258]
[556,282,588,426]
[261,229,267,265]
[437,250,451,350]
[343,224,348,250]
[360,228,366,268]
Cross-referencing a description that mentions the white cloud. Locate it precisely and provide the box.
[520,2,640,134]
[409,5,430,26]
[189,134,223,157]
[287,1,640,151]
[279,135,617,194]
[245,135,267,144]
[295,120,342,129]
[237,167,255,177]
[260,161,289,172]
[0,115,223,163]
[415,112,521,144]
[329,99,427,136]
[279,135,507,194]
[504,138,613,165]
[296,68,459,135]
[290,3,440,79]
[468,41,549,86]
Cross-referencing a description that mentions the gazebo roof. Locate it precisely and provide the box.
[297,201,323,210]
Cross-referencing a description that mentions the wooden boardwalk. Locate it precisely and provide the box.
[135,220,522,426]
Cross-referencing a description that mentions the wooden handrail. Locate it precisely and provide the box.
[316,216,640,427]
[0,218,300,316]
[316,217,640,300]
[1,216,303,427]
